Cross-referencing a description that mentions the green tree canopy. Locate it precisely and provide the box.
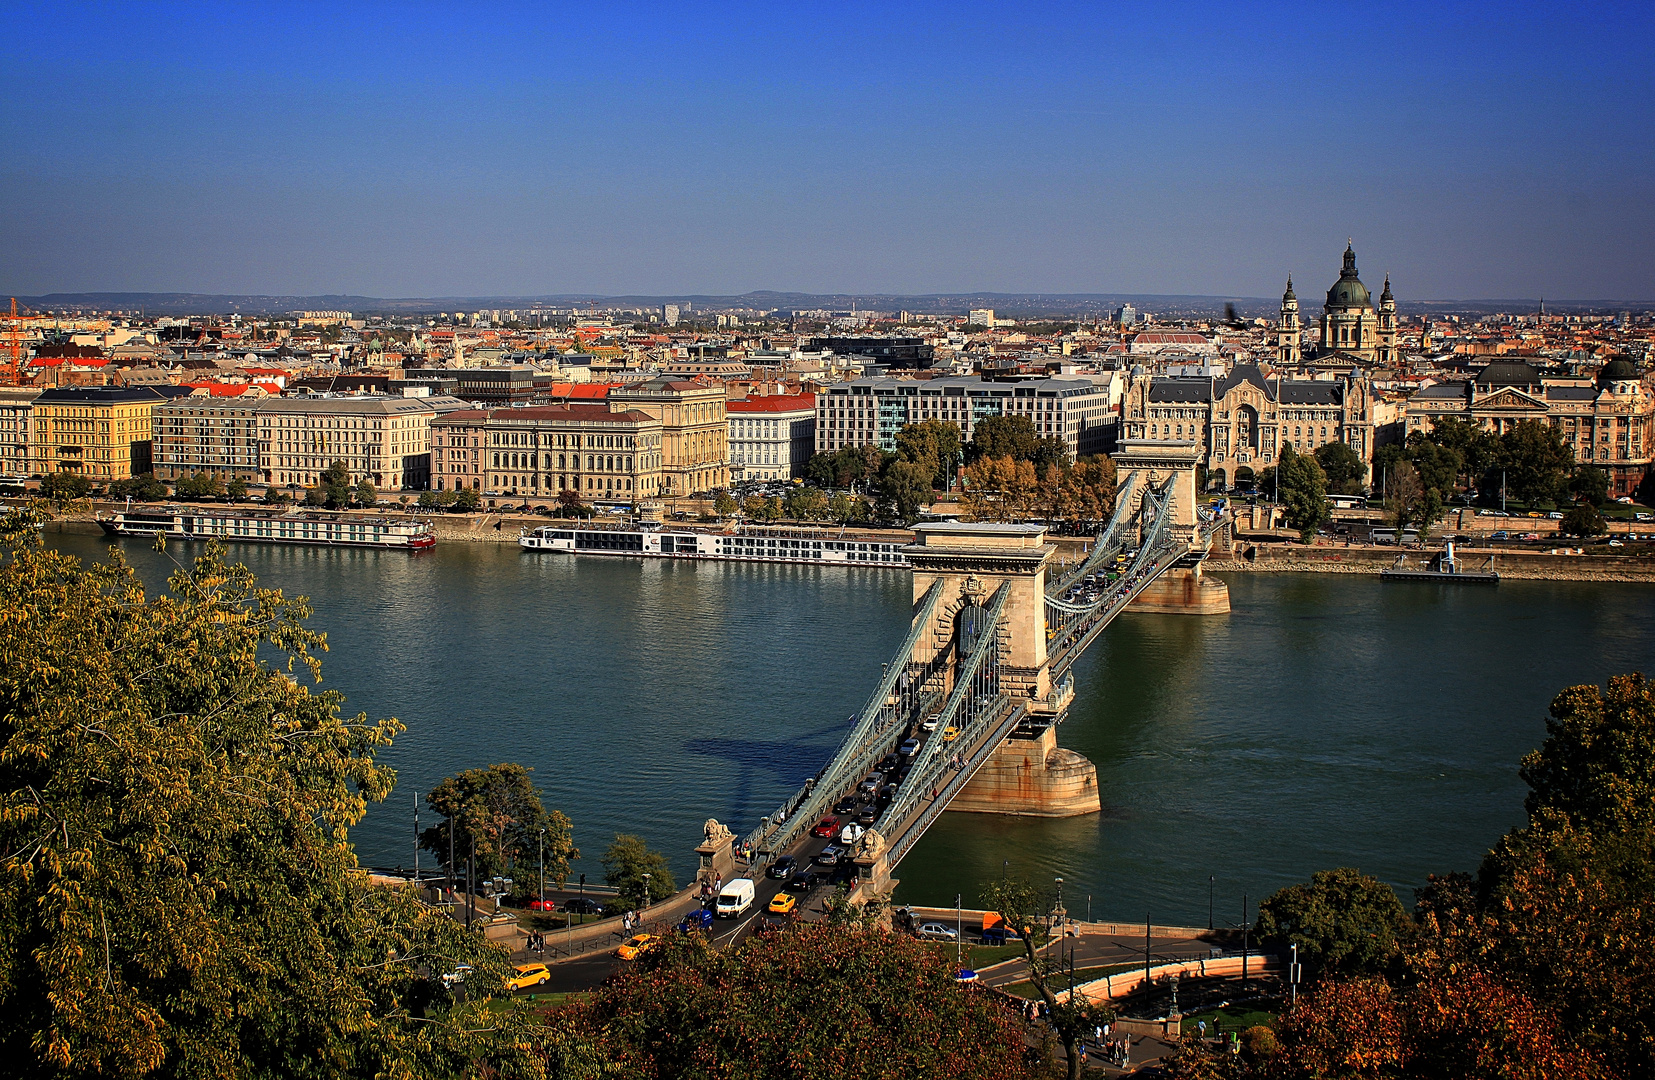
[1559,503,1608,538]
[419,763,577,886]
[1255,867,1411,981]
[878,458,935,523]
[1313,441,1367,495]
[175,472,226,500]
[601,834,674,909]
[354,478,377,507]
[968,415,1040,463]
[895,419,962,489]
[1498,419,1574,507]
[225,476,249,501]
[108,473,169,501]
[552,923,1031,1079]
[1275,445,1330,541]
[712,489,737,517]
[1568,465,1609,507]
[38,472,91,505]
[320,460,353,509]
[1429,416,1500,483]
[0,513,519,1079]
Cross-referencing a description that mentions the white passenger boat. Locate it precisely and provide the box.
[97,506,437,550]
[518,523,910,567]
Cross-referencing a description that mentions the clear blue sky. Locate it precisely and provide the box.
[2,1,1651,302]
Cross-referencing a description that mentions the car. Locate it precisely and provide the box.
[1616,496,1634,504]
[812,844,843,867]
[1548,511,1565,520]
[1476,509,1495,517]
[855,806,878,827]
[677,907,715,933]
[899,738,921,758]
[915,921,959,941]
[615,933,658,960]
[787,869,821,892]
[834,796,858,815]
[811,816,841,838]
[921,716,939,732]
[506,962,552,991]
[877,753,902,773]
[1637,513,1654,522]
[526,898,556,912]
[768,892,798,914]
[840,823,865,845]
[1521,532,1541,541]
[1527,511,1543,518]
[1609,539,1625,547]
[562,897,603,916]
[439,964,473,989]
[768,855,797,879]
[1491,531,1509,540]
[942,726,960,743]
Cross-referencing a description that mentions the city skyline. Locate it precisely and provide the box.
[2,2,1651,302]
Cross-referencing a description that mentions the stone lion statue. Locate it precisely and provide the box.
[703,818,735,845]
[857,828,884,857]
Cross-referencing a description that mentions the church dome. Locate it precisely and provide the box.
[1598,356,1639,387]
[1325,243,1371,309]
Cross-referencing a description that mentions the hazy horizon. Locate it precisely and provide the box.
[3,2,1650,302]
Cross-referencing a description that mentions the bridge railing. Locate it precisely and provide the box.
[740,577,948,859]
[1046,469,1143,599]
[882,699,1028,870]
[877,582,1011,838]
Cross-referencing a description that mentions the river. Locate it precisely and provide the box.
[46,532,1655,926]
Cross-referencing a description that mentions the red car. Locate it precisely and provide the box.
[526,898,556,912]
[811,816,841,838]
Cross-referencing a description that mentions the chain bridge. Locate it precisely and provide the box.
[695,454,1231,901]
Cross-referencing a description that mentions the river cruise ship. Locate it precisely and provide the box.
[97,507,437,550]
[519,523,910,567]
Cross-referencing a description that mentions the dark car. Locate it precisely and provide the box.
[788,869,821,893]
[834,796,858,815]
[855,807,878,827]
[562,897,603,916]
[767,855,797,879]
[876,754,901,773]
[676,907,714,933]
[812,844,843,867]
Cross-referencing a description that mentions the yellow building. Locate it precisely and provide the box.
[30,386,185,481]
[607,377,728,496]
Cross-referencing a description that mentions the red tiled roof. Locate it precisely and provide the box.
[542,383,614,399]
[727,393,816,413]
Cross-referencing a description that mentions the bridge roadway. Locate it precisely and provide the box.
[734,470,1230,896]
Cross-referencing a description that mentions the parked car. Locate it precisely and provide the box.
[440,964,473,989]
[676,908,714,933]
[615,933,658,960]
[1548,511,1565,520]
[562,897,603,916]
[768,855,797,879]
[811,816,841,838]
[915,921,959,941]
[506,963,551,991]
[526,898,556,912]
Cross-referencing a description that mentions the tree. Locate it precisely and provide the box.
[878,459,935,523]
[0,511,521,1079]
[961,456,1037,522]
[828,491,868,523]
[785,485,828,521]
[1498,419,1574,507]
[354,478,377,507]
[320,460,353,509]
[601,834,675,910]
[713,488,737,518]
[1275,445,1330,542]
[38,471,91,505]
[553,922,1031,1079]
[1313,441,1367,495]
[1568,465,1609,507]
[968,415,1041,464]
[1386,460,1426,530]
[1429,416,1499,487]
[895,419,962,489]
[175,472,226,500]
[1056,455,1118,525]
[453,487,481,512]
[225,476,249,502]
[1559,504,1608,538]
[420,763,577,886]
[108,473,169,501]
[1255,868,1411,981]
[1032,436,1070,473]
[982,876,1110,1080]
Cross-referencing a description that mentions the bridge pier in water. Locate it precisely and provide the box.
[1115,438,1231,616]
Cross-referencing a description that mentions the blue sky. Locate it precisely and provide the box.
[2,1,1651,301]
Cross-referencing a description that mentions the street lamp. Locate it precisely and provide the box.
[1209,875,1214,931]
[642,872,652,913]
[538,829,546,908]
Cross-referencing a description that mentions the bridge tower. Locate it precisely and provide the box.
[902,523,1101,818]
[1113,440,1231,615]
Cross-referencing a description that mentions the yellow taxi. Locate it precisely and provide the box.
[506,963,551,991]
[942,726,960,743]
[615,933,658,960]
[768,892,798,915]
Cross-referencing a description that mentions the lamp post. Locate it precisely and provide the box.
[1055,876,1065,993]
[1209,875,1214,931]
[538,829,545,908]
[642,873,652,914]
[956,893,963,967]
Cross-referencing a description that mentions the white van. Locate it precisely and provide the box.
[715,878,755,918]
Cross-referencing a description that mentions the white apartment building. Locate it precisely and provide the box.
[814,376,1116,461]
[0,387,39,482]
[727,394,816,480]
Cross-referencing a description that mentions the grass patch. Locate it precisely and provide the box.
[1181,1002,1280,1037]
[966,944,1026,970]
[1001,963,1139,999]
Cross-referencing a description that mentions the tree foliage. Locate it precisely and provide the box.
[1497,419,1575,507]
[895,419,962,490]
[1569,465,1609,508]
[1255,868,1411,981]
[877,459,935,524]
[600,834,674,909]
[420,763,576,887]
[174,472,226,500]
[0,511,522,1079]
[1559,503,1608,538]
[1313,441,1367,495]
[1275,445,1330,541]
[38,472,91,505]
[548,923,1032,1079]
[107,473,169,501]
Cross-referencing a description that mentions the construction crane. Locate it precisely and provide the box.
[2,298,30,387]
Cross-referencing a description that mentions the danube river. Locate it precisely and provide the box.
[49,532,1655,926]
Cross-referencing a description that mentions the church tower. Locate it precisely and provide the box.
[1376,275,1398,366]
[1320,242,1379,361]
[1277,277,1301,366]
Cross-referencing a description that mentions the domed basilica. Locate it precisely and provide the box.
[1276,243,1399,368]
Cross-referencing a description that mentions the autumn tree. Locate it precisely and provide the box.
[962,456,1037,522]
[1056,455,1118,525]
[554,922,1034,1079]
[420,763,577,886]
[0,510,522,1079]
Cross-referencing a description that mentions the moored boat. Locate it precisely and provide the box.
[97,506,437,550]
[519,523,910,567]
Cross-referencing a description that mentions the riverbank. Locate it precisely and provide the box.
[1207,541,1655,583]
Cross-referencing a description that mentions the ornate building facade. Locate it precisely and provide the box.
[1278,244,1400,369]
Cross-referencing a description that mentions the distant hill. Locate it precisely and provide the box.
[14,289,1643,319]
